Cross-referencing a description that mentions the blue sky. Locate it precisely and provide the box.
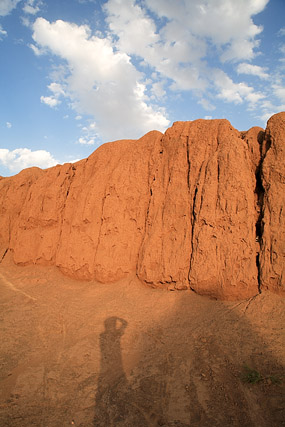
[0,0,284,176]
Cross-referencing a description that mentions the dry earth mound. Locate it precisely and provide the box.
[0,113,284,300]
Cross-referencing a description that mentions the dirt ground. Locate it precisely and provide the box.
[0,261,284,427]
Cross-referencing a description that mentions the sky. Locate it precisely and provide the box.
[0,0,284,176]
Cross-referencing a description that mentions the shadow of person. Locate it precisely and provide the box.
[94,317,150,426]
[94,316,169,427]
[98,317,128,386]
[94,317,128,426]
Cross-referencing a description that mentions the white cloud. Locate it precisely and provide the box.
[76,0,96,3]
[258,108,279,125]
[151,82,166,99]
[23,0,42,15]
[237,63,270,79]
[0,24,7,39]
[29,43,44,55]
[6,121,12,128]
[144,0,269,62]
[105,0,208,91]
[29,0,273,139]
[32,17,169,140]
[40,82,65,107]
[220,38,260,63]
[40,95,60,107]
[246,91,265,106]
[103,0,269,112]
[78,137,96,145]
[68,157,81,163]
[48,82,65,97]
[259,111,272,123]
[278,27,285,37]
[21,16,32,28]
[77,120,99,145]
[0,0,21,16]
[211,68,266,109]
[256,99,285,126]
[0,148,58,173]
[198,98,216,111]
[213,69,252,103]
[272,84,285,103]
[105,0,160,57]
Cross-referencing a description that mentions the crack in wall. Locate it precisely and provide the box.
[0,248,8,263]
[189,186,198,276]
[135,145,160,282]
[186,136,191,191]
[55,164,78,260]
[186,136,193,289]
[254,130,272,293]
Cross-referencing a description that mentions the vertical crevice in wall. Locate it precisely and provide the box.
[187,136,201,290]
[186,136,193,290]
[255,130,271,293]
[186,136,191,192]
[136,138,163,282]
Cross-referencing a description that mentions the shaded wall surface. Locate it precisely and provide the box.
[0,113,284,300]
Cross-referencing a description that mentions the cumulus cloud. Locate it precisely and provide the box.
[48,82,65,97]
[134,0,268,62]
[237,63,270,79]
[105,0,207,91]
[40,81,65,107]
[104,0,269,111]
[0,148,58,173]
[246,92,266,106]
[0,0,21,16]
[30,0,272,139]
[211,69,266,108]
[40,95,60,107]
[32,17,169,140]
[23,0,42,15]
[6,121,12,128]
[213,70,252,104]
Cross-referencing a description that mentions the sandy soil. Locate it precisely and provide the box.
[0,261,284,427]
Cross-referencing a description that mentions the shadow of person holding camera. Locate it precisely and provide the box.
[94,316,168,426]
[94,316,134,426]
